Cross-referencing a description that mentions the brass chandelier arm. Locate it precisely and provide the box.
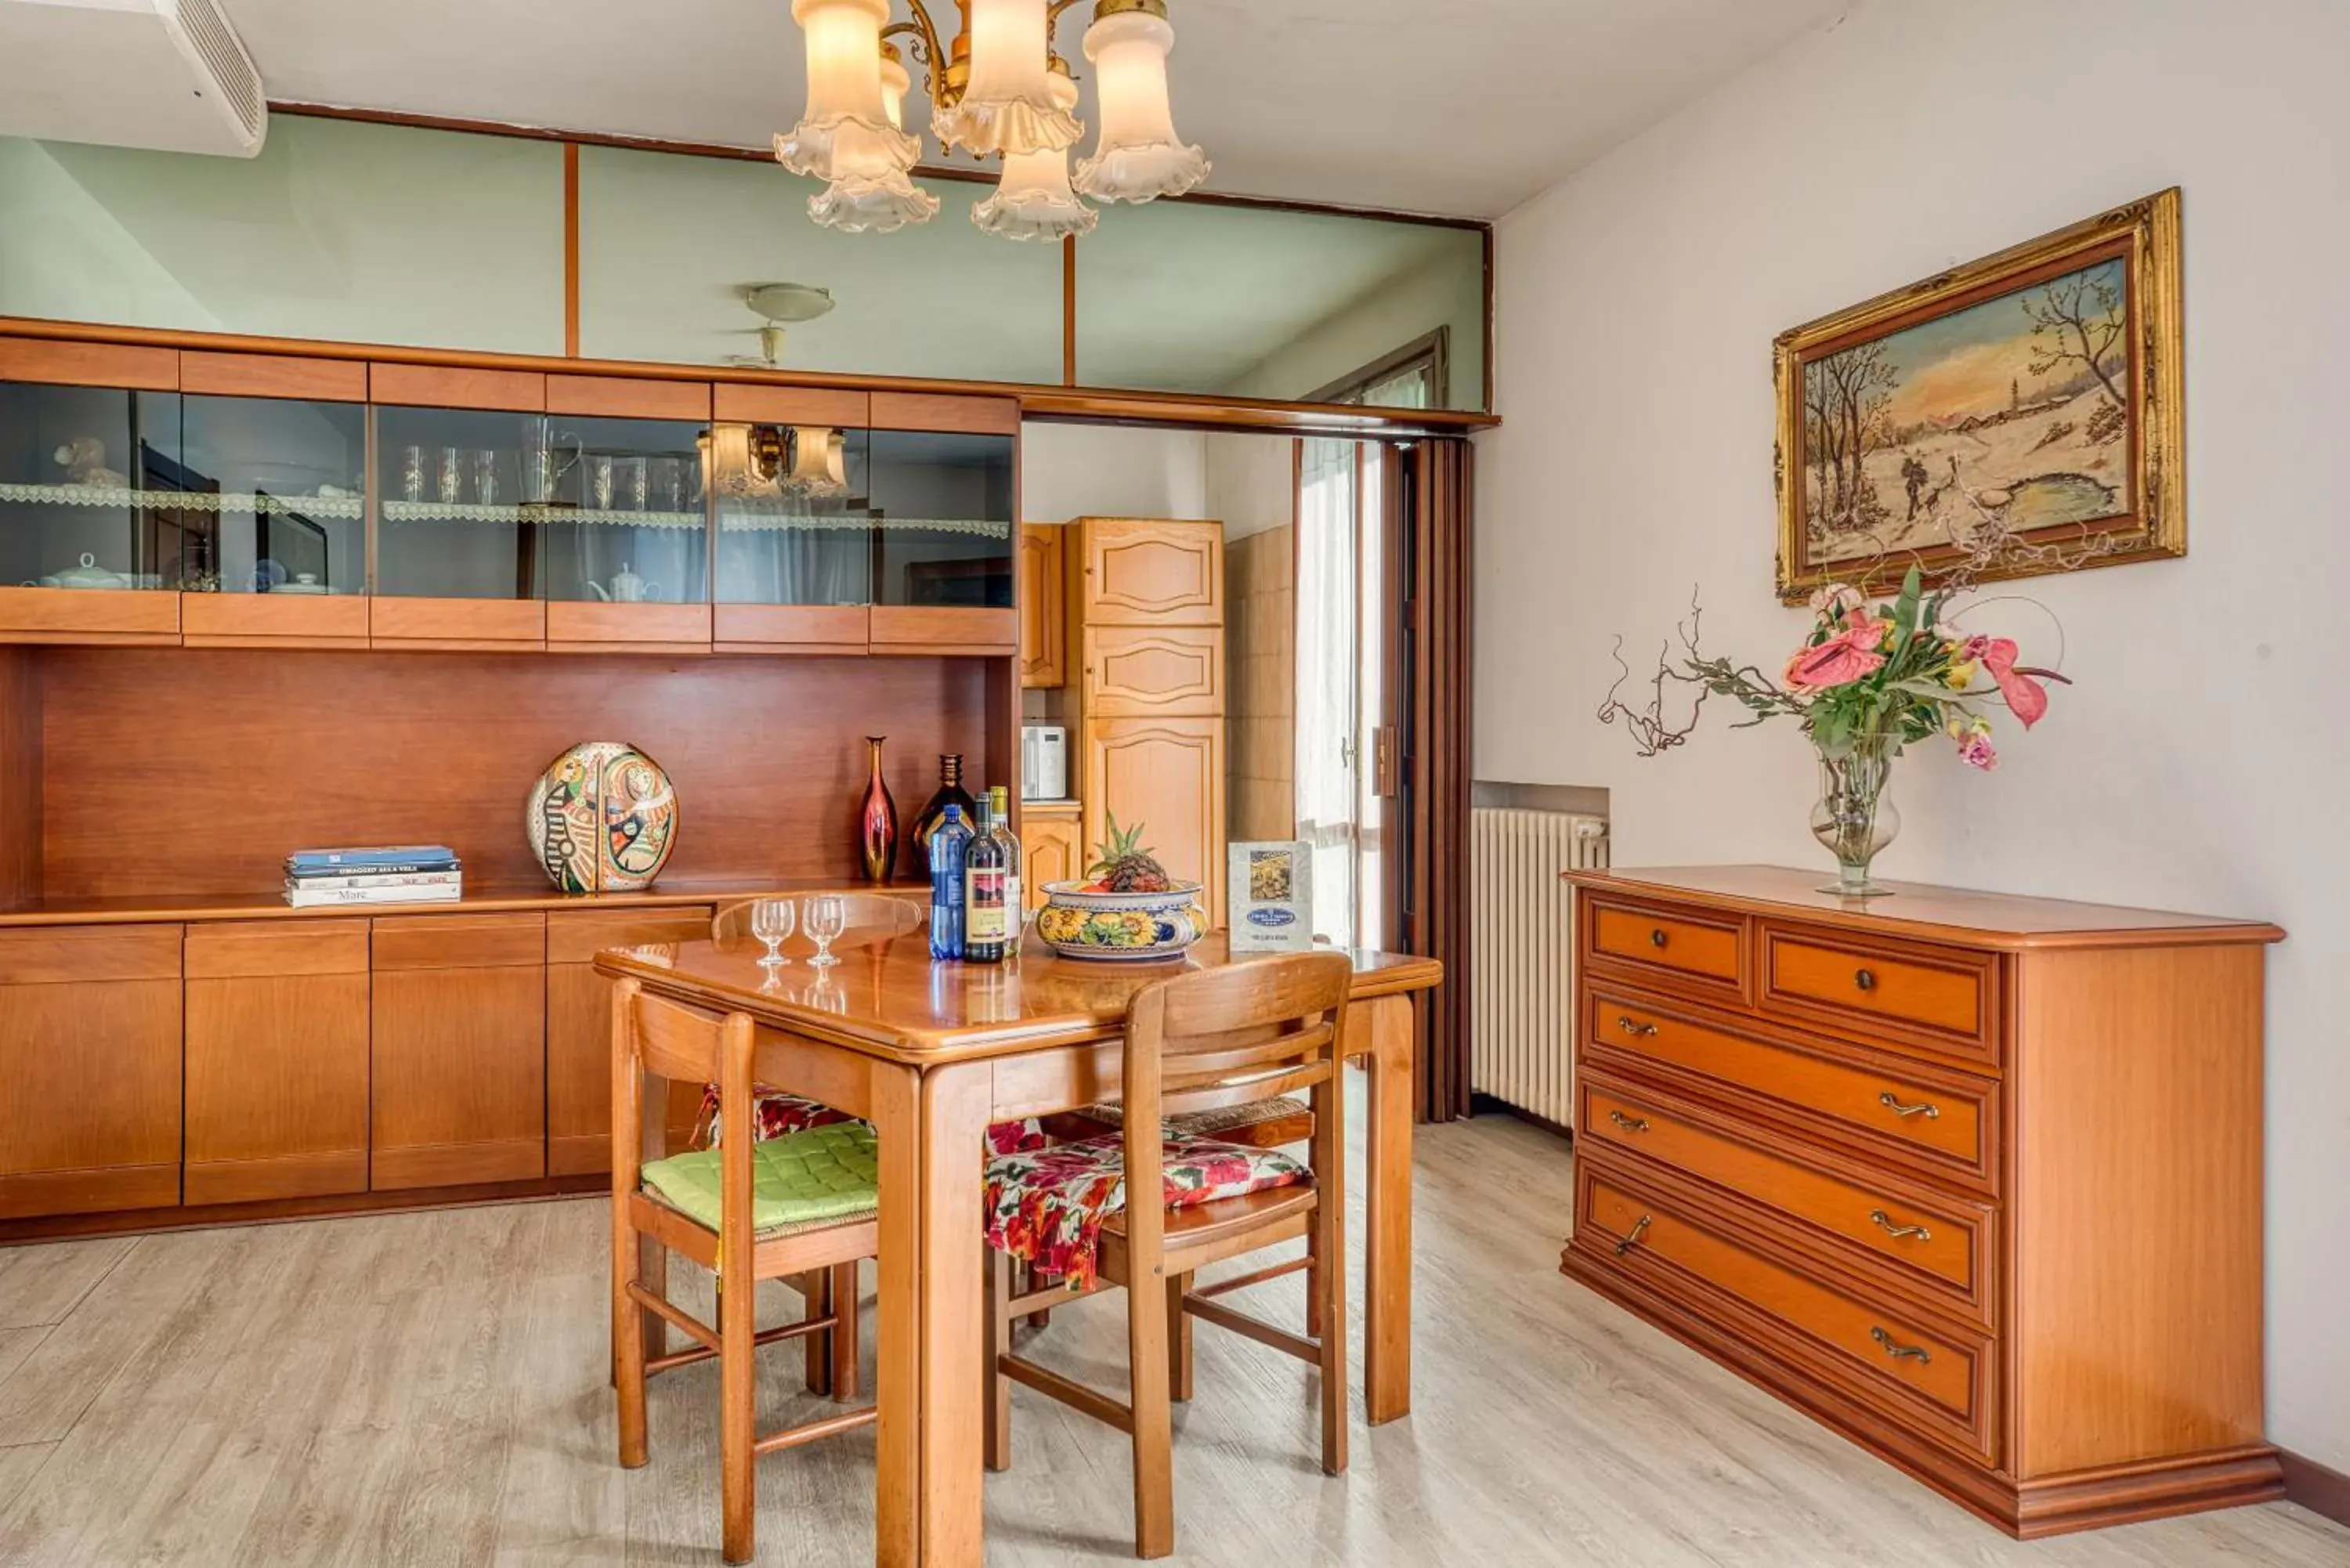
[882,5,952,108]
[885,0,1157,116]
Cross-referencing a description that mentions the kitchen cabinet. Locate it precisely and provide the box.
[370,912,548,1190]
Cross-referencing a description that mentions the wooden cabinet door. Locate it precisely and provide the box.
[546,906,714,1176]
[1019,524,1065,688]
[1085,718,1225,920]
[0,925,183,1219]
[1082,624,1224,717]
[1021,814,1083,910]
[184,920,371,1205]
[1077,518,1224,626]
[370,912,547,1190]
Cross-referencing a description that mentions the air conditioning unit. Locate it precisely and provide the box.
[0,0,266,157]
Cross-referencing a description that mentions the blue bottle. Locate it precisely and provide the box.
[928,804,973,959]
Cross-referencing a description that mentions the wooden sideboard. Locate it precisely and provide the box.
[1562,865,2283,1539]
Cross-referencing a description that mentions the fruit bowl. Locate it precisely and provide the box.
[1034,880,1209,963]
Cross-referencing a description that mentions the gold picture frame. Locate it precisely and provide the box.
[1774,187,2184,602]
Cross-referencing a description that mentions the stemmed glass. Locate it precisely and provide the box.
[803,894,847,969]
[750,898,795,968]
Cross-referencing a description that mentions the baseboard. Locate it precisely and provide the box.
[2281,1448,2350,1528]
[1468,1092,1571,1140]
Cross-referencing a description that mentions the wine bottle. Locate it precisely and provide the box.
[928,804,973,961]
[911,752,979,857]
[987,785,1023,938]
[964,797,1007,964]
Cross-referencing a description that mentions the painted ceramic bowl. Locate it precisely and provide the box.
[525,739,678,893]
[1035,881,1209,963]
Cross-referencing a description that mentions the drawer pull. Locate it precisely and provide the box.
[1854,967,1878,992]
[1616,1014,1660,1038]
[1607,1110,1650,1134]
[1878,1091,1940,1121]
[1649,928,1668,948]
[1611,1214,1653,1255]
[1868,1209,1932,1242]
[1869,1325,1932,1365]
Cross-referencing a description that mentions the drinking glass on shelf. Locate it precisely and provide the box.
[589,456,615,511]
[400,445,426,502]
[437,446,463,504]
[803,894,847,969]
[751,898,795,968]
[474,450,500,508]
[624,456,649,512]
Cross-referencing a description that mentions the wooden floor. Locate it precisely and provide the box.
[0,1109,2343,1566]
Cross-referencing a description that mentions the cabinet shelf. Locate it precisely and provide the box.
[379,499,704,530]
[717,511,1010,539]
[0,483,367,518]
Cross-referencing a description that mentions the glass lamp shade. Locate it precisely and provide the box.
[776,0,916,179]
[972,68,1097,240]
[931,0,1082,158]
[786,425,850,495]
[1075,6,1208,201]
[808,141,942,233]
[701,425,780,499]
[880,49,913,132]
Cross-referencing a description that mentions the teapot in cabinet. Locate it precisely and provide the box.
[585,562,661,603]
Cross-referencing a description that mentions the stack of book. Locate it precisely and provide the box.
[285,846,462,909]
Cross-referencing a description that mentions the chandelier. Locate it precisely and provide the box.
[775,0,1208,240]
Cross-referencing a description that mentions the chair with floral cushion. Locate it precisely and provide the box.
[609,977,880,1566]
[982,950,1354,1559]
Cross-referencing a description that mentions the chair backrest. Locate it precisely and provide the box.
[710,892,924,950]
[609,976,757,1208]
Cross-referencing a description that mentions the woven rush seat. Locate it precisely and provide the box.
[642,1121,879,1234]
[982,1133,1310,1288]
[1044,1094,1313,1149]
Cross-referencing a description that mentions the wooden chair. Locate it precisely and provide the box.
[610,977,879,1566]
[982,951,1354,1559]
[709,891,924,948]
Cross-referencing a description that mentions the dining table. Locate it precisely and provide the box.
[595,927,1443,1568]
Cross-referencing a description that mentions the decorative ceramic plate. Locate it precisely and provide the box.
[526,739,678,893]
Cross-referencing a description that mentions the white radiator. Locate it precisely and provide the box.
[1470,807,1609,1127]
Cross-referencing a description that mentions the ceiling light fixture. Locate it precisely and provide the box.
[776,0,1207,238]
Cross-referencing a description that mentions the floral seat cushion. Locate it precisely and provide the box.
[700,1082,1047,1157]
[983,1135,1311,1288]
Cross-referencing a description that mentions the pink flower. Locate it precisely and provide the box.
[1807,583,1864,621]
[1955,731,1999,770]
[1784,615,1889,692]
[1969,637,2049,728]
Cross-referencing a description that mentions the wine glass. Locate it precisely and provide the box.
[804,894,847,969]
[750,898,795,968]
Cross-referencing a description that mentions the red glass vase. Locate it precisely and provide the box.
[859,735,899,884]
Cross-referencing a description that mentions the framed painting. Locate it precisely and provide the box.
[1774,188,2183,601]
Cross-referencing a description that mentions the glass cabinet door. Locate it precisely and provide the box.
[711,424,873,607]
[0,381,193,591]
[374,405,547,599]
[537,415,709,605]
[179,394,367,596]
[866,430,1014,609]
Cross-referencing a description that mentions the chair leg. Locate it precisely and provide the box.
[829,1259,861,1402]
[721,1249,757,1564]
[1128,1274,1177,1559]
[801,1271,833,1396]
[985,1251,1014,1472]
[1166,1271,1193,1403]
[613,1214,649,1469]
[1025,1260,1054,1330]
[638,1233,669,1363]
[1303,1223,1324,1339]
[1317,1195,1348,1476]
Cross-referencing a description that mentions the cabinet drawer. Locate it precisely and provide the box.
[1579,1167,1994,1463]
[1762,924,1996,1062]
[1579,1074,1991,1320]
[1082,625,1224,716]
[1585,898,1744,992]
[1587,988,1994,1187]
[372,912,545,970]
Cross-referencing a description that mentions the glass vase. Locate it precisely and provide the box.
[1810,739,1900,897]
[859,735,898,884]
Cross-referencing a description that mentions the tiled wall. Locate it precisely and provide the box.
[1227,526,1296,841]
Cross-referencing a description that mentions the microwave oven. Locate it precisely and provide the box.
[1021,724,1068,800]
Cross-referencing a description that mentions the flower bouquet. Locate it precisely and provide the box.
[1600,565,2066,896]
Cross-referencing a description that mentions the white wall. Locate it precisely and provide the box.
[1204,433,1296,542]
[1478,0,2350,1469]
[1018,424,1207,524]
[1228,243,1488,412]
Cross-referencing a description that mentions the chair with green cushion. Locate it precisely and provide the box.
[609,977,880,1566]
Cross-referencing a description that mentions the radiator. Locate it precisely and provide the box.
[1470,807,1609,1128]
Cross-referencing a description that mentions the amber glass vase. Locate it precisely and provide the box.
[859,735,899,884]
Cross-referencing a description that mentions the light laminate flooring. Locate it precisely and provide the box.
[0,1110,2343,1566]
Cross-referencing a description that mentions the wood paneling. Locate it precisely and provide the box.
[180,593,370,649]
[368,363,545,412]
[869,390,1019,435]
[0,649,39,905]
[710,604,869,655]
[546,905,714,1176]
[1018,525,1064,688]
[1084,717,1224,922]
[0,335,175,390]
[1019,815,1081,909]
[867,605,1017,656]
[366,597,544,649]
[370,912,547,1190]
[712,384,869,428]
[35,649,994,897]
[1076,518,1223,625]
[184,919,371,1205]
[545,374,712,421]
[0,924,181,1219]
[179,350,366,402]
[544,601,712,654]
[0,587,180,646]
[1082,625,1224,717]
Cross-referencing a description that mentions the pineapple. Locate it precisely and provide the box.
[1088,813,1173,893]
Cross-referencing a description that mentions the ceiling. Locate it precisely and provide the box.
[223,0,1849,219]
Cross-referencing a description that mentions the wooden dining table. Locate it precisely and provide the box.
[595,927,1442,1568]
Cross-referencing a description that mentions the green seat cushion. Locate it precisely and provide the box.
[641,1121,879,1234]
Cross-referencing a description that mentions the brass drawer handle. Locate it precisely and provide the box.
[1607,1109,1650,1134]
[1854,967,1878,992]
[1869,1209,1932,1242]
[1870,1325,1932,1365]
[1616,1014,1659,1038]
[1648,928,1668,948]
[1878,1091,1940,1121]
[1612,1214,1653,1256]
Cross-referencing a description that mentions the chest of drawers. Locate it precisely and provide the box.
[1563,865,2284,1538]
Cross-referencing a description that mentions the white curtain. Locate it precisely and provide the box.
[1295,437,1358,945]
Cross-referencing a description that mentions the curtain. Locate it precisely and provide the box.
[1401,437,1473,1122]
[1294,437,1358,945]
